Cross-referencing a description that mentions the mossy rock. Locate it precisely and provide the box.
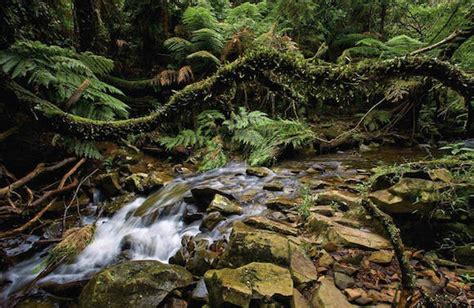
[204,262,293,307]
[207,194,242,215]
[79,260,193,308]
[219,222,290,268]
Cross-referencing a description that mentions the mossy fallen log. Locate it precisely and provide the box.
[2,49,473,140]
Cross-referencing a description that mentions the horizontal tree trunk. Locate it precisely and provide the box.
[2,49,473,140]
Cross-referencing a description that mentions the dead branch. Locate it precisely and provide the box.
[0,157,76,198]
[58,158,86,189]
[64,79,90,111]
[29,178,78,208]
[410,30,461,56]
[0,199,57,238]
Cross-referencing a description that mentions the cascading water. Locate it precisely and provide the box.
[1,162,300,298]
[2,149,398,300]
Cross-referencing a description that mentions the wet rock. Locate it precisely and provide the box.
[369,250,394,264]
[123,171,165,194]
[103,193,136,215]
[269,211,288,222]
[355,294,373,305]
[246,167,272,177]
[325,223,390,250]
[204,262,293,307]
[96,172,122,196]
[15,297,60,308]
[39,279,88,298]
[219,222,290,268]
[207,194,242,215]
[201,211,225,230]
[183,205,204,224]
[311,277,355,307]
[266,197,300,211]
[263,181,284,191]
[334,272,355,290]
[79,260,193,308]
[300,178,330,190]
[369,178,446,214]
[186,248,220,276]
[191,187,235,208]
[191,278,208,303]
[244,216,298,236]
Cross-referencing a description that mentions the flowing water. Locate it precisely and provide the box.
[0,147,431,299]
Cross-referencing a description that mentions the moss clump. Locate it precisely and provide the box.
[47,224,95,266]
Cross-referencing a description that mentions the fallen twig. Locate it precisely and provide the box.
[0,157,76,198]
[0,199,57,238]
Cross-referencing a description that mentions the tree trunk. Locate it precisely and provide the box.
[73,0,107,52]
[2,51,472,141]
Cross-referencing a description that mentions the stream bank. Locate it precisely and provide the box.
[1,146,473,307]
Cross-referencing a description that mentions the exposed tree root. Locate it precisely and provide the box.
[2,49,473,140]
[360,200,438,307]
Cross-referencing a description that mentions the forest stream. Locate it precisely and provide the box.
[3,146,473,307]
[1,1,473,307]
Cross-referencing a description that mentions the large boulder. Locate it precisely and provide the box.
[79,261,193,308]
[219,222,290,267]
[305,214,390,250]
[219,222,316,285]
[204,262,293,307]
[369,178,447,214]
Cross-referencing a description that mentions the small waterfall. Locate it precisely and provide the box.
[1,162,289,297]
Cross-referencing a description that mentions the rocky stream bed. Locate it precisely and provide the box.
[1,147,473,307]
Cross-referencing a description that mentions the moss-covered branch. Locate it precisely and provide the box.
[102,75,161,96]
[3,49,473,140]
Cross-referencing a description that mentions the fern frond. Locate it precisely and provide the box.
[62,137,102,159]
[186,51,221,66]
[178,66,194,84]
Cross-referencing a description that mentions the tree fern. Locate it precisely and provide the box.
[0,41,128,121]
[159,107,315,170]
[0,41,128,159]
